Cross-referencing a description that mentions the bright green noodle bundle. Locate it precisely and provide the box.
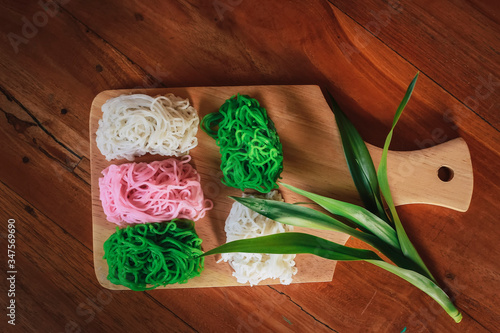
[201,94,283,193]
[103,220,204,291]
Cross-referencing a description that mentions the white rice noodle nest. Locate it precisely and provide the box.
[220,190,297,286]
[96,93,199,161]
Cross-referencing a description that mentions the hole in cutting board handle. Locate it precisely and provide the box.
[438,166,454,182]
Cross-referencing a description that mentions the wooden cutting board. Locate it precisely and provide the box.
[89,85,473,290]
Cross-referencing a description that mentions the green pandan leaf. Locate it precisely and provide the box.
[367,260,462,323]
[231,196,418,270]
[326,91,389,224]
[280,183,399,250]
[202,232,382,261]
[376,73,436,283]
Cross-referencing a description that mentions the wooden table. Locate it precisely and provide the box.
[1,0,499,331]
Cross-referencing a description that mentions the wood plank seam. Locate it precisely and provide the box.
[142,292,199,333]
[460,312,494,332]
[0,106,81,173]
[37,145,76,172]
[268,286,339,332]
[71,166,91,186]
[72,158,91,186]
[71,157,85,173]
[324,0,500,134]
[0,85,82,159]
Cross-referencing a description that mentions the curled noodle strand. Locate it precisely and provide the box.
[99,156,213,225]
[96,94,199,161]
[104,220,204,290]
[201,94,283,193]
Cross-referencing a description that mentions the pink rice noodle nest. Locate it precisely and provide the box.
[99,156,213,225]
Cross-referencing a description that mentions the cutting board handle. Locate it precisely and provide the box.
[367,137,473,212]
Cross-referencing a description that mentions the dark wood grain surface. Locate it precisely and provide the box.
[1,0,499,332]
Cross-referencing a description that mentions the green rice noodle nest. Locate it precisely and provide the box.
[103,220,204,291]
[201,94,284,193]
